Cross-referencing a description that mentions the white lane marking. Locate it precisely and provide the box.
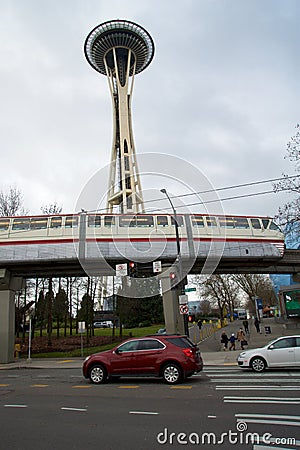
[207,415,217,418]
[253,445,300,449]
[236,413,300,421]
[61,407,87,412]
[129,411,159,415]
[216,386,300,390]
[224,396,300,404]
[211,378,300,383]
[236,413,300,427]
[240,418,300,427]
[226,399,300,404]
[4,404,28,408]
[209,372,296,377]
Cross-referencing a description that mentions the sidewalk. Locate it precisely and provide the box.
[199,317,291,365]
[0,318,294,370]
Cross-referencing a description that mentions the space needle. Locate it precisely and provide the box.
[84,19,155,214]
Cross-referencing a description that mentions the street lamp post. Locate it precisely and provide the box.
[160,189,189,336]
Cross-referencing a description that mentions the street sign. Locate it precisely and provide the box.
[179,294,188,304]
[179,304,189,315]
[153,261,162,273]
[78,321,86,333]
[185,287,196,292]
[115,263,128,276]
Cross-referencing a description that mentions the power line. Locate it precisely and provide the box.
[87,174,299,214]
[144,188,291,214]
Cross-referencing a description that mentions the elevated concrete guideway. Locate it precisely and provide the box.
[0,249,299,278]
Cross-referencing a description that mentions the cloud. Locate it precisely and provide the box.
[0,0,298,217]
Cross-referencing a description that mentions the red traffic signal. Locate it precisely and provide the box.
[129,262,137,277]
[170,271,178,289]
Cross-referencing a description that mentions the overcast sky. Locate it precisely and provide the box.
[0,0,299,218]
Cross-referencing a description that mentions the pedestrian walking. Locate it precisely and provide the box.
[220,331,229,351]
[229,333,236,351]
[242,319,249,334]
[197,319,203,330]
[237,327,247,350]
[254,317,261,333]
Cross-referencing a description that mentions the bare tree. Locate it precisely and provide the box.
[41,202,62,214]
[274,124,300,244]
[232,274,277,314]
[0,186,27,216]
[202,275,239,324]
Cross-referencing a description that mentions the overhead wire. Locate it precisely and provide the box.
[85,174,299,214]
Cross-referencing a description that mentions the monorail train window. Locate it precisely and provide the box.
[0,218,10,230]
[30,218,48,230]
[50,217,62,228]
[206,217,217,227]
[192,216,204,227]
[250,218,261,229]
[119,216,135,227]
[218,217,235,228]
[65,216,79,228]
[12,218,30,230]
[171,216,184,227]
[88,215,101,227]
[136,216,154,227]
[234,218,250,229]
[262,219,270,229]
[157,215,169,227]
[269,221,281,231]
[104,216,115,227]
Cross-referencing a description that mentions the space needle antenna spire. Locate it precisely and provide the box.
[84,19,155,214]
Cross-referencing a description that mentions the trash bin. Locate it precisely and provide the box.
[264,326,271,335]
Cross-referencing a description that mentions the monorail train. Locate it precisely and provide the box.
[0,212,285,265]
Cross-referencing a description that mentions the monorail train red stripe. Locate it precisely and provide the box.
[0,237,284,246]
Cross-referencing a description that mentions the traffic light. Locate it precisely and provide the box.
[129,261,137,277]
[170,271,177,289]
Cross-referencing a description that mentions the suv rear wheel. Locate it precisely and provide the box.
[89,364,107,384]
[162,363,182,384]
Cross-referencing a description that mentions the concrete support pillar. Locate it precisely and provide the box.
[161,278,185,335]
[0,270,24,363]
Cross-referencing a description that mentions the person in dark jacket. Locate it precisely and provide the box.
[220,331,229,351]
[254,317,261,333]
[242,319,249,334]
[229,333,236,351]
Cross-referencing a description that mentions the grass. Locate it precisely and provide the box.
[29,324,165,359]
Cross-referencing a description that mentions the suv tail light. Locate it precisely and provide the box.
[182,348,194,358]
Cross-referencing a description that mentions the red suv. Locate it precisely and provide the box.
[83,335,203,384]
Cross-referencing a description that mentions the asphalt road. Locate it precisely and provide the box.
[0,366,299,450]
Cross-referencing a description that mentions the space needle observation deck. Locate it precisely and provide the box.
[84,19,155,213]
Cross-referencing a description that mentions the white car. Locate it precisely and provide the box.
[237,335,300,372]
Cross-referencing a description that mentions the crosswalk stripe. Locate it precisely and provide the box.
[211,378,300,383]
[217,386,300,390]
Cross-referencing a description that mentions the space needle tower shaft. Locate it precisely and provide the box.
[84,20,155,214]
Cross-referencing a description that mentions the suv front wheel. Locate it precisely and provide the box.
[162,363,182,384]
[89,364,107,384]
